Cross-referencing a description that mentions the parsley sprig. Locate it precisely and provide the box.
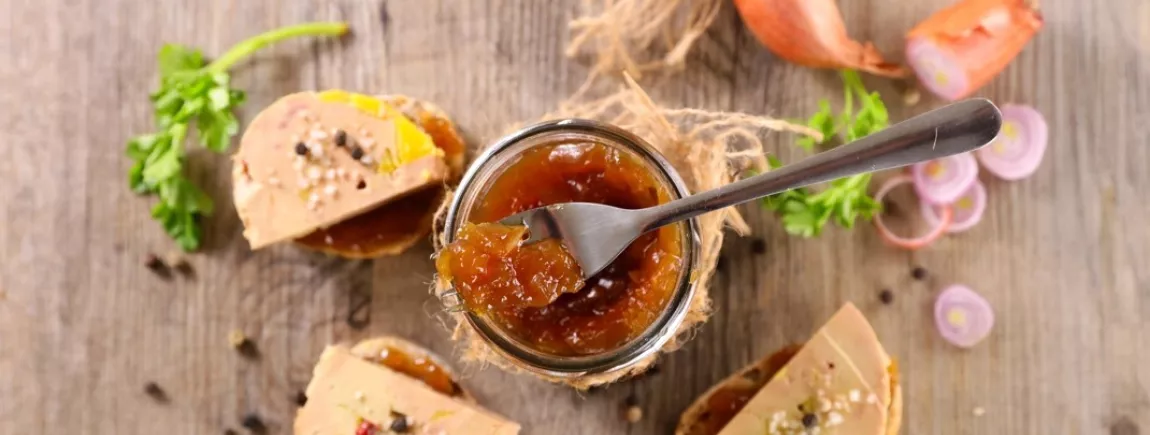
[127,23,348,251]
[763,70,889,237]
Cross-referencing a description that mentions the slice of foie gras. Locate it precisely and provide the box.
[718,303,893,435]
[295,346,521,435]
[233,92,450,249]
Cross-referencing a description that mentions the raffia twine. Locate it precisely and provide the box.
[431,0,819,389]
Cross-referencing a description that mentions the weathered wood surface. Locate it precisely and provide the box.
[1,0,1147,434]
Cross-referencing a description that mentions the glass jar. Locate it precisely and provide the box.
[439,119,701,379]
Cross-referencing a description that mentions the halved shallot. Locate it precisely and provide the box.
[906,0,1043,100]
[733,0,905,77]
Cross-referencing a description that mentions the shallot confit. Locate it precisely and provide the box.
[436,142,684,356]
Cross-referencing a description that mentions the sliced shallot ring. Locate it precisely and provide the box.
[911,152,979,204]
[874,175,953,250]
[921,179,986,233]
[976,104,1048,180]
[934,284,994,348]
[911,153,979,205]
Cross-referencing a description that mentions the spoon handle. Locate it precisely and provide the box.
[638,98,1003,231]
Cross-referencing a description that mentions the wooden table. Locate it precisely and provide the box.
[2,0,1147,433]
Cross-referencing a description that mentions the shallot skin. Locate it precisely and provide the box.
[733,0,905,77]
[907,0,1043,100]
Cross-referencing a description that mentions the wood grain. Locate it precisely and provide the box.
[0,0,1147,434]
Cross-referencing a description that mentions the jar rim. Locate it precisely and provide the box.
[441,119,701,378]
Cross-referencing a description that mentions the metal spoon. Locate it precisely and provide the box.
[499,98,1002,281]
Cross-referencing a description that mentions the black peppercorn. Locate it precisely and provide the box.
[295,142,309,156]
[227,330,259,358]
[879,289,894,304]
[750,238,766,254]
[356,180,367,190]
[144,382,167,401]
[802,413,818,428]
[144,253,164,270]
[389,412,410,433]
[334,130,348,147]
[911,266,928,280]
[164,252,192,275]
[623,394,639,407]
[241,413,266,432]
[350,146,365,160]
[294,390,307,407]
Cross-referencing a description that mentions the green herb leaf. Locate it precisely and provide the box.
[142,143,181,186]
[126,22,348,251]
[207,86,231,110]
[796,100,837,151]
[152,200,202,251]
[763,70,889,238]
[157,44,204,77]
[126,133,162,160]
[198,109,239,152]
[128,160,149,193]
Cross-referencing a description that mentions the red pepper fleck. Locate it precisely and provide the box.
[355,420,380,435]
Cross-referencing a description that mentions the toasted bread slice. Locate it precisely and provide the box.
[293,94,467,258]
[677,304,902,435]
[296,337,519,434]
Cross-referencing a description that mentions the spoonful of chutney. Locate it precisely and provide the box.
[438,99,1002,313]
